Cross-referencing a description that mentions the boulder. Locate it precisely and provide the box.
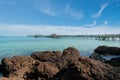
[1,56,35,78]
[62,56,120,80]
[0,63,2,73]
[31,51,61,62]
[94,46,120,55]
[105,57,120,67]
[62,47,80,59]
[36,62,59,79]
[89,53,106,62]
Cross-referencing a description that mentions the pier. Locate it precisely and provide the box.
[59,34,120,41]
[95,34,120,41]
[28,34,120,41]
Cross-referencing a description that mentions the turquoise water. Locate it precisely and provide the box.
[0,37,120,60]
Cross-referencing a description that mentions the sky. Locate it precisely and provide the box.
[0,0,120,36]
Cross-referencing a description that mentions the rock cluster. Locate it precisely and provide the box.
[90,46,120,67]
[0,47,120,80]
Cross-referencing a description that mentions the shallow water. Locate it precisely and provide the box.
[0,36,120,60]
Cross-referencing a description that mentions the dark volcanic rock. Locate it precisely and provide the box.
[89,53,106,62]
[0,63,2,73]
[31,51,61,62]
[94,46,120,55]
[105,57,120,67]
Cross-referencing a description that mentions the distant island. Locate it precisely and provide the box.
[27,33,60,38]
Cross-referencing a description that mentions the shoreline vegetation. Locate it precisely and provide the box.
[27,33,120,41]
[0,46,120,80]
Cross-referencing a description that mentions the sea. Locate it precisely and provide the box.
[0,36,120,61]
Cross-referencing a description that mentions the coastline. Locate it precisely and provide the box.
[0,46,120,80]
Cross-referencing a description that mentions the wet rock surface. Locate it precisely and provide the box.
[89,52,106,62]
[0,47,120,80]
[94,46,120,55]
[105,57,120,67]
[90,46,120,67]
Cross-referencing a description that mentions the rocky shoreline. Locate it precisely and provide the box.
[0,46,120,80]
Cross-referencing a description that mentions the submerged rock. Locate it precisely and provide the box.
[0,47,120,80]
[94,46,120,55]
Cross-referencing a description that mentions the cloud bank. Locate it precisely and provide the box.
[0,24,120,36]
[85,21,97,27]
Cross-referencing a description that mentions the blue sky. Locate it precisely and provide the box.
[0,0,120,36]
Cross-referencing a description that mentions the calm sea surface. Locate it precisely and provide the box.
[0,36,120,60]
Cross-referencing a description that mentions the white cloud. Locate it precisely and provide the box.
[31,0,58,16]
[38,8,57,16]
[85,21,97,27]
[104,20,108,25]
[92,2,108,18]
[65,4,83,19]
[0,23,120,36]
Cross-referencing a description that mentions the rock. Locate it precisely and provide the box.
[0,63,2,73]
[0,47,120,80]
[31,51,61,62]
[36,62,59,79]
[1,56,35,78]
[105,57,120,67]
[54,47,80,70]
[93,46,120,67]
[55,57,70,70]
[52,56,120,80]
[0,77,24,80]
[62,47,80,59]
[94,46,120,55]
[89,53,106,62]
[62,56,120,80]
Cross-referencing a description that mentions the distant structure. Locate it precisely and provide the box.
[27,34,42,38]
[33,35,42,38]
[50,33,59,38]
[27,34,120,40]
[95,34,120,41]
